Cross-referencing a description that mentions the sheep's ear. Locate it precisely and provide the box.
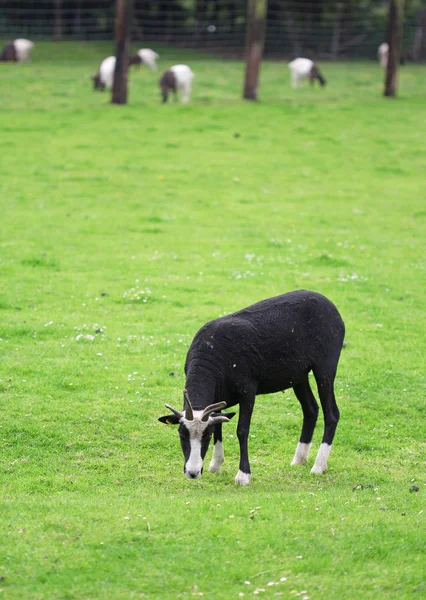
[158,414,180,425]
[222,412,236,420]
[210,411,236,424]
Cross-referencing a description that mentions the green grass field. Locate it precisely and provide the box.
[1,42,425,599]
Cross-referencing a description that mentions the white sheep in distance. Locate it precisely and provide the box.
[0,39,34,62]
[159,64,195,103]
[136,49,159,71]
[288,58,327,89]
[378,43,389,68]
[91,54,141,91]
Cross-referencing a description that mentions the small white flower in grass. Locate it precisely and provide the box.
[267,582,275,586]
[280,577,287,582]
[296,555,303,559]
[244,581,251,585]
[124,516,130,520]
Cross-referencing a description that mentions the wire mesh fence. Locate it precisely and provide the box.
[0,1,425,60]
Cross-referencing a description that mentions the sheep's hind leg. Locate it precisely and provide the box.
[311,366,340,474]
[291,377,319,466]
[208,423,224,473]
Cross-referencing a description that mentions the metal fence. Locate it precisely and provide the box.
[0,1,425,60]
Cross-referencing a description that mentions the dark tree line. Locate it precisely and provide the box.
[1,0,426,60]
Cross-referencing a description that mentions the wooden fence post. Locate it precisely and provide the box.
[384,0,404,98]
[243,0,268,101]
[112,0,135,105]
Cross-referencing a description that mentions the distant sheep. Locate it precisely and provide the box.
[288,58,326,89]
[0,39,34,62]
[136,48,159,71]
[92,55,141,91]
[378,43,389,68]
[159,64,195,104]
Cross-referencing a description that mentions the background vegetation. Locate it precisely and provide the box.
[0,44,425,598]
[1,0,426,60]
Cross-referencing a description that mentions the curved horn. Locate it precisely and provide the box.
[165,404,184,419]
[201,401,227,422]
[210,414,231,425]
[183,389,194,421]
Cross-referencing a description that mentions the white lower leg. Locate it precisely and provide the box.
[311,443,332,474]
[235,470,251,486]
[208,441,224,473]
[291,442,312,466]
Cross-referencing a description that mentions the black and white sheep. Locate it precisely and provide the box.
[0,39,34,62]
[91,54,142,91]
[288,58,326,88]
[159,290,345,485]
[158,64,195,103]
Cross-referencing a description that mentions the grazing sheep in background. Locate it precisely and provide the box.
[92,56,115,90]
[91,55,141,91]
[159,290,345,485]
[159,64,194,103]
[377,42,406,68]
[0,38,34,62]
[288,58,326,88]
[378,43,389,68]
[137,48,159,71]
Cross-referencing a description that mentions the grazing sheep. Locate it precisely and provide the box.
[92,55,141,91]
[159,290,345,485]
[378,42,389,68]
[159,64,195,103]
[136,48,159,71]
[288,58,326,88]
[0,39,34,62]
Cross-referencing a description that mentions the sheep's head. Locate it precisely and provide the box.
[310,65,326,87]
[128,54,142,67]
[0,42,17,62]
[158,389,235,479]
[92,74,105,90]
[158,70,176,103]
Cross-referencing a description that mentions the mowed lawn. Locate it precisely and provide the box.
[0,42,425,599]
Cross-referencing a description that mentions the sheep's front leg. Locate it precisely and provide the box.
[208,423,224,473]
[181,83,191,104]
[235,396,255,485]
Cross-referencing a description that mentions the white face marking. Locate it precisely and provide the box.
[235,470,251,486]
[208,441,224,473]
[290,442,312,466]
[184,411,210,478]
[311,443,332,474]
[185,438,203,477]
